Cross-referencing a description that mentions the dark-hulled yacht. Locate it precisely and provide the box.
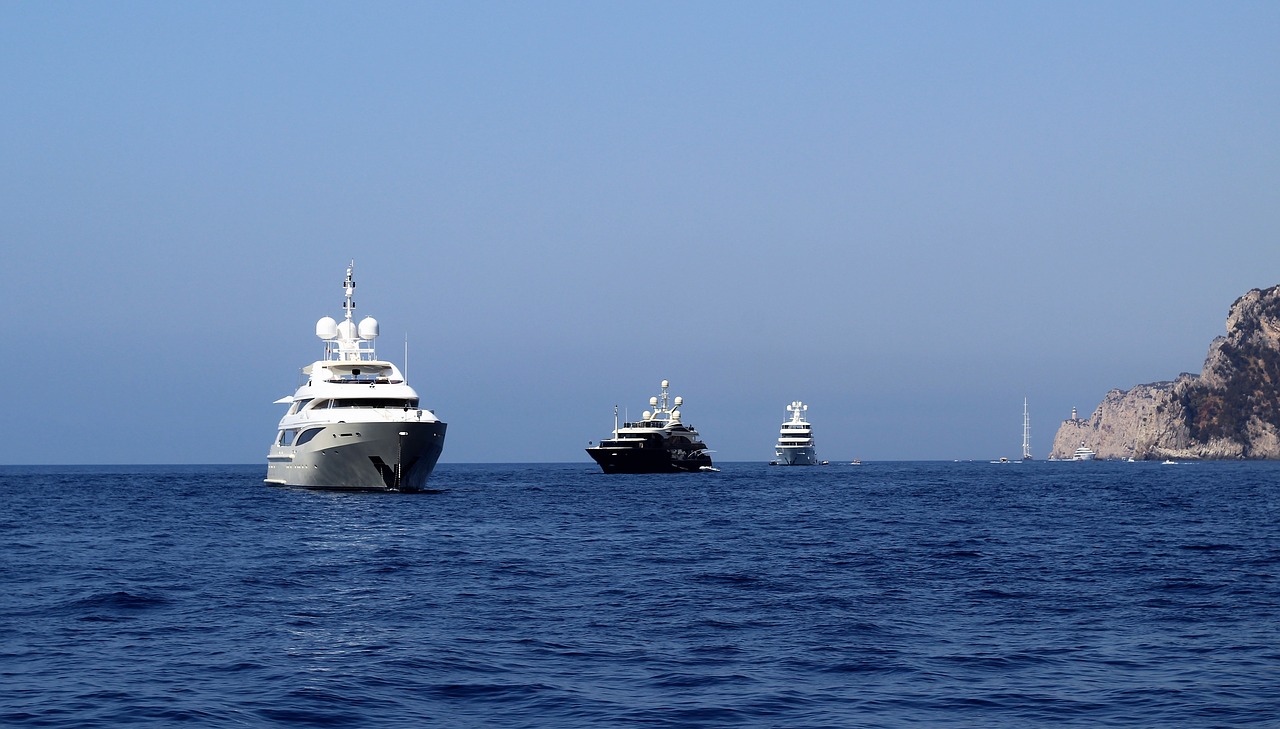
[586,380,715,473]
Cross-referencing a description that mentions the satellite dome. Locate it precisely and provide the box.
[661,380,669,388]
[649,396,659,407]
[316,316,338,340]
[671,409,681,421]
[337,319,357,340]
[674,396,683,407]
[642,410,652,420]
[358,316,379,340]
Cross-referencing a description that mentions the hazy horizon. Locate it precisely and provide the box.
[4,2,1278,465]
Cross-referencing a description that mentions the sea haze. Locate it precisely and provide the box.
[1,462,1277,727]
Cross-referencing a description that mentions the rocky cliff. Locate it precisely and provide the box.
[1050,285,1280,460]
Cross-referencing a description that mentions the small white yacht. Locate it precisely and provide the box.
[1072,442,1098,461]
[265,264,446,491]
[774,401,819,466]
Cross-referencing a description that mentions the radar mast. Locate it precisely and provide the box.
[342,261,356,322]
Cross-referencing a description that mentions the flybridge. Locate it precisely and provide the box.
[314,364,403,385]
[315,262,381,362]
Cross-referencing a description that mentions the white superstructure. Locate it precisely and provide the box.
[774,401,818,465]
[265,263,446,491]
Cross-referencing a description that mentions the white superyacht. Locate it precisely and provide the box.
[773,401,819,465]
[1072,443,1098,461]
[265,264,446,491]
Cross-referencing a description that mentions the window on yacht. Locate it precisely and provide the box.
[329,398,419,408]
[295,428,323,446]
[289,398,313,415]
[277,429,299,446]
[334,366,393,381]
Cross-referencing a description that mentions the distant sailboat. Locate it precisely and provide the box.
[1022,398,1033,461]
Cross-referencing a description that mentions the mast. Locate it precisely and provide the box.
[342,261,356,323]
[1022,398,1033,460]
[788,401,807,423]
[318,261,378,363]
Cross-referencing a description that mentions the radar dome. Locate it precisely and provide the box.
[337,320,357,340]
[671,410,681,421]
[316,316,338,340]
[642,410,652,420]
[661,379,669,388]
[358,316,379,340]
[649,396,658,407]
[674,396,683,407]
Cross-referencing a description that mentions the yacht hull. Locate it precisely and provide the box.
[775,446,818,466]
[266,421,447,491]
[585,446,712,474]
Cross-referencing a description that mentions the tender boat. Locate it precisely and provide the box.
[265,264,446,491]
[586,380,714,473]
[774,401,819,466]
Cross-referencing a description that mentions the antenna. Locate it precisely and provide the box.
[342,260,356,321]
[404,333,409,381]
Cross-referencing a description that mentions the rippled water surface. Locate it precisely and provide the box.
[2,461,1278,727]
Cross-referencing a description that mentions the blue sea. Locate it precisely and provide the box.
[2,461,1277,727]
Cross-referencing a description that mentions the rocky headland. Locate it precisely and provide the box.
[1050,285,1280,460]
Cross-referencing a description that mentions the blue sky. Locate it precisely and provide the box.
[3,1,1278,463]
